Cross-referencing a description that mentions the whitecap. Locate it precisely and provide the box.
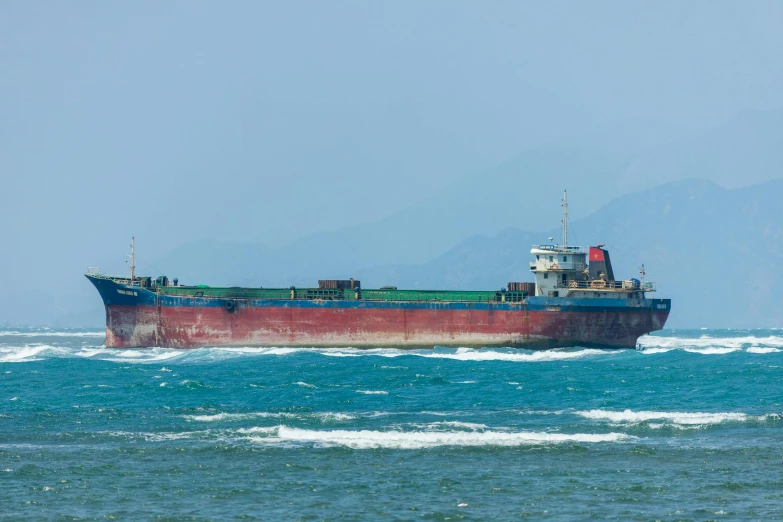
[235,426,279,435]
[356,390,388,395]
[0,345,67,363]
[412,421,490,431]
[639,334,783,353]
[102,430,204,442]
[747,346,782,354]
[683,347,741,355]
[74,347,186,363]
[0,331,105,338]
[209,346,304,357]
[576,409,747,425]
[639,347,676,355]
[247,426,633,449]
[416,347,615,363]
[184,412,292,422]
[183,411,356,422]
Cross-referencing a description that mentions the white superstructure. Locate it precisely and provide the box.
[529,245,587,297]
[528,192,655,299]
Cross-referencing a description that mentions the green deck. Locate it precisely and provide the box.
[158,286,529,303]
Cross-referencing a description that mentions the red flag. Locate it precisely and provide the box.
[589,247,605,262]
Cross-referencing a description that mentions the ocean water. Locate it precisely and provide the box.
[1,328,782,520]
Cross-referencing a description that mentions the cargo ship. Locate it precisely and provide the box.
[86,194,670,349]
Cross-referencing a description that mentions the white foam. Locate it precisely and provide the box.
[0,345,68,362]
[209,346,304,357]
[103,430,204,442]
[416,347,615,362]
[577,409,748,425]
[183,411,356,422]
[0,330,105,338]
[184,412,291,422]
[639,334,783,353]
[684,347,741,355]
[249,426,632,449]
[294,381,317,388]
[309,347,616,362]
[74,347,186,363]
[417,421,490,431]
[236,427,279,435]
[747,346,782,354]
[356,390,388,395]
[639,347,676,355]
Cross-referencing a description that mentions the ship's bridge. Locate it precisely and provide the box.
[529,245,589,297]
[529,245,587,273]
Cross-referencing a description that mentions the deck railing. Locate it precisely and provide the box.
[558,280,656,292]
[530,261,587,271]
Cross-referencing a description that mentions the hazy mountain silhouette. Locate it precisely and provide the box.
[165,108,779,278]
[151,108,782,285]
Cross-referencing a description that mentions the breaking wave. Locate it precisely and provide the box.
[245,426,633,449]
[183,412,356,423]
[638,334,783,354]
[3,330,783,364]
[575,409,759,426]
[0,330,105,338]
[0,345,70,363]
[747,346,782,354]
[415,347,617,362]
[409,421,490,431]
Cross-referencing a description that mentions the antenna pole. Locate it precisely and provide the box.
[562,190,568,250]
[130,237,135,281]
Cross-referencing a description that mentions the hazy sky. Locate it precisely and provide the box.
[1,1,782,300]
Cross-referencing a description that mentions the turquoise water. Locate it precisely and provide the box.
[1,328,782,520]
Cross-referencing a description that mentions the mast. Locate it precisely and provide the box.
[130,237,135,281]
[561,190,568,250]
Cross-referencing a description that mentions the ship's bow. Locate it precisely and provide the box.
[85,274,159,347]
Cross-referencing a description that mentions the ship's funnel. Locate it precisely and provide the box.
[589,247,615,281]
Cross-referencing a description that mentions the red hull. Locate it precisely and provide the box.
[104,304,669,349]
